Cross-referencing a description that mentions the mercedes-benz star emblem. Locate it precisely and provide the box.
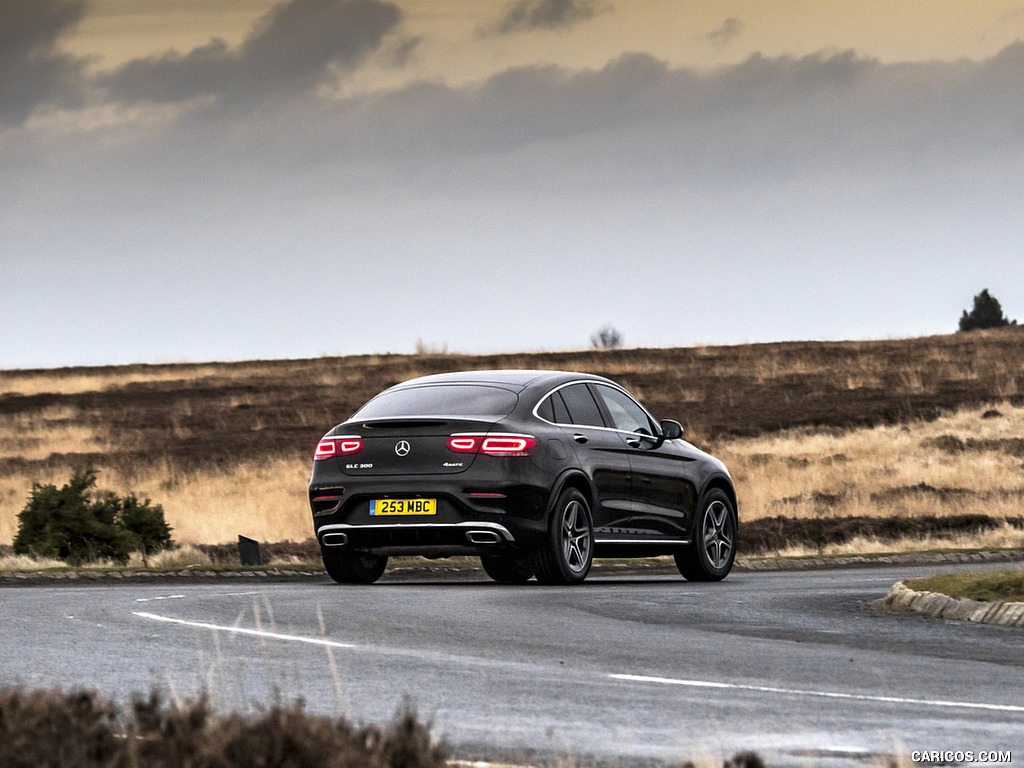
[395,440,411,457]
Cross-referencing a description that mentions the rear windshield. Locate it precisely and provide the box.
[353,384,519,419]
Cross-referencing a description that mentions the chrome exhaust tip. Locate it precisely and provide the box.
[321,532,349,547]
[465,530,502,545]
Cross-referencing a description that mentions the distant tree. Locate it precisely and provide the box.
[959,289,1016,332]
[590,324,623,350]
[414,338,448,356]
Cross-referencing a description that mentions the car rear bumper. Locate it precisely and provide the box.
[309,472,552,556]
[316,520,520,556]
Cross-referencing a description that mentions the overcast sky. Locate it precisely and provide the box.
[3,0,1024,369]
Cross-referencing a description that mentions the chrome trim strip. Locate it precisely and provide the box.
[531,380,661,437]
[317,521,516,543]
[595,538,691,546]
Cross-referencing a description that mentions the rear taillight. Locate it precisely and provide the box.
[447,436,480,453]
[482,435,537,455]
[447,433,537,457]
[314,436,363,460]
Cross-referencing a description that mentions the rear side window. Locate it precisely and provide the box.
[549,391,572,424]
[557,384,605,427]
[537,390,572,424]
[536,396,555,422]
[594,384,655,434]
[354,385,518,419]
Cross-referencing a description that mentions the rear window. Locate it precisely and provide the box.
[353,384,519,419]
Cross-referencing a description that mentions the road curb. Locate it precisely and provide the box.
[1,549,1021,587]
[736,549,1023,571]
[871,581,1024,628]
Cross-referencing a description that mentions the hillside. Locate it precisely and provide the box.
[2,328,1023,547]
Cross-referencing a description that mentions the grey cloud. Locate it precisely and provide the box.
[102,0,402,105]
[0,0,87,124]
[84,43,1024,199]
[488,0,601,35]
[387,36,423,68]
[708,17,743,47]
[13,41,1024,215]
[342,45,1023,201]
[303,50,863,174]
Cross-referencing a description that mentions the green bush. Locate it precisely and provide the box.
[12,468,173,565]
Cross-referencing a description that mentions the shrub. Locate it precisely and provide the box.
[119,492,174,556]
[0,687,448,768]
[12,468,172,565]
[959,289,1016,331]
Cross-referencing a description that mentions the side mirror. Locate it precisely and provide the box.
[660,419,684,440]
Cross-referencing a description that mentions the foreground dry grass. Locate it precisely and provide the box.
[0,687,447,768]
[2,329,1023,547]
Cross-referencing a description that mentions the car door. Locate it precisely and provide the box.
[590,383,699,540]
[544,383,634,536]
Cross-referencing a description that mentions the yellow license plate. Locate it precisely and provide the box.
[369,498,437,516]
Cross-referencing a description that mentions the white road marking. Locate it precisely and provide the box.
[212,591,266,597]
[609,674,1024,713]
[134,595,186,603]
[133,612,355,649]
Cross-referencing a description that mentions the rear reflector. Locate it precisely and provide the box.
[314,436,363,460]
[447,433,537,456]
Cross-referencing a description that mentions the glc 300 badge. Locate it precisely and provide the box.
[395,440,411,457]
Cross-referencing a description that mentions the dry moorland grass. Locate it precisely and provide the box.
[717,402,1024,523]
[2,328,1023,548]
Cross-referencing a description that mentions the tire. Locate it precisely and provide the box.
[675,488,737,582]
[321,548,388,584]
[530,488,593,585]
[480,554,534,584]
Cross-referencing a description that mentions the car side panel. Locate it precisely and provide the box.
[558,424,634,534]
[625,439,701,539]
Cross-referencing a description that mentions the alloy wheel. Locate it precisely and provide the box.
[561,499,592,574]
[702,499,734,570]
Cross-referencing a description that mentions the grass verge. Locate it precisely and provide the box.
[905,569,1024,602]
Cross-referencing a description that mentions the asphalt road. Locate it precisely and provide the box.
[1,563,1021,767]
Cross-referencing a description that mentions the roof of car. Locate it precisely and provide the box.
[394,369,614,390]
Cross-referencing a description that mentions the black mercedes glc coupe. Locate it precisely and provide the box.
[309,370,737,585]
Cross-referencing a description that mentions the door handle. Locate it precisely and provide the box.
[573,434,589,444]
